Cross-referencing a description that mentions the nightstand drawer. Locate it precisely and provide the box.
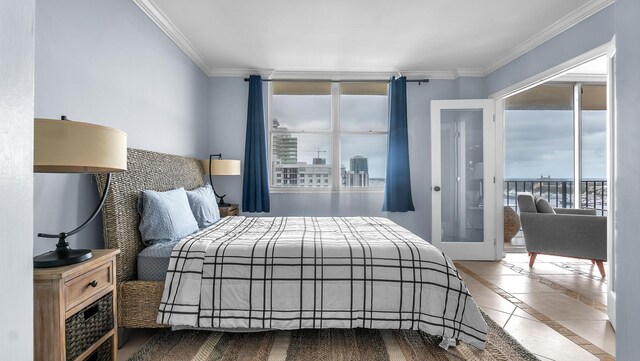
[65,262,112,310]
[65,293,113,361]
[219,204,239,217]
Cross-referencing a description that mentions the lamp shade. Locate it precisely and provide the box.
[35,118,127,173]
[201,159,241,175]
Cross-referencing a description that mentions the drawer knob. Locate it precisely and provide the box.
[88,280,98,288]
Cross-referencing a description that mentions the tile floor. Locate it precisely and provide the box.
[118,253,615,361]
[457,253,615,361]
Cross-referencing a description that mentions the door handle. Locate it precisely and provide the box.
[434,186,441,192]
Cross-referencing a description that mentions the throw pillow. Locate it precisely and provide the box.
[535,197,556,213]
[185,184,221,229]
[137,187,199,246]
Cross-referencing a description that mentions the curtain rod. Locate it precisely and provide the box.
[243,78,430,85]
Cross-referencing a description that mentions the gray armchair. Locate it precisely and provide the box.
[516,192,607,277]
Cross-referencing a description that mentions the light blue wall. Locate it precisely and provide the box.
[34,0,210,254]
[208,77,464,240]
[613,0,640,358]
[484,4,615,96]
[454,77,485,99]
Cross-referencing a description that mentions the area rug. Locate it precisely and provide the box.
[127,312,538,361]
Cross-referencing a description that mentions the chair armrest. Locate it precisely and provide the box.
[554,208,597,215]
[520,213,607,260]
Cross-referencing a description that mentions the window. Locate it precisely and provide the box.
[504,82,607,215]
[270,81,388,191]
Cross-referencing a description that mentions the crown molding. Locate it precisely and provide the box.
[269,70,398,80]
[208,68,275,78]
[133,0,211,75]
[270,69,436,80]
[552,73,607,83]
[454,68,485,78]
[206,70,457,81]
[483,0,614,75]
[208,69,481,81]
[400,70,456,80]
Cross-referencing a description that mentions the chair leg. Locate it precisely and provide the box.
[595,260,606,278]
[591,260,596,264]
[529,253,537,268]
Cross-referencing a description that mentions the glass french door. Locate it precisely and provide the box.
[431,100,498,260]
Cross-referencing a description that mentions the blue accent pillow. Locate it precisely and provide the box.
[137,187,199,246]
[185,185,221,229]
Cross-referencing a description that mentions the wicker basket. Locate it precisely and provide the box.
[65,293,113,361]
[84,337,112,361]
[504,206,521,243]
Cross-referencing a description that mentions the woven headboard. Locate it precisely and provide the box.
[95,148,204,283]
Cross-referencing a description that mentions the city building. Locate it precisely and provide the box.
[350,155,368,174]
[272,119,298,164]
[343,170,369,187]
[273,162,332,187]
[342,155,370,187]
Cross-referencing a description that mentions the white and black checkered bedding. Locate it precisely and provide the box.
[157,216,487,349]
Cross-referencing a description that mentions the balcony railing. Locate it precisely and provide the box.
[504,179,607,216]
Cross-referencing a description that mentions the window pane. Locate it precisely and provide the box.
[340,83,388,131]
[340,135,386,187]
[581,84,607,215]
[271,133,332,188]
[504,83,575,210]
[272,82,331,131]
[505,83,573,110]
[440,109,484,243]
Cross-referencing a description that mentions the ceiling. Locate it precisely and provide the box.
[136,0,613,78]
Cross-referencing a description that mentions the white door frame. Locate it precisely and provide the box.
[605,43,616,329]
[431,99,498,260]
[490,39,616,328]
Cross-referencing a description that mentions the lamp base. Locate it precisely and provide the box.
[217,195,230,207]
[34,247,93,268]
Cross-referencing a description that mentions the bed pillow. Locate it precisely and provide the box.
[535,197,556,214]
[137,187,199,246]
[185,184,221,229]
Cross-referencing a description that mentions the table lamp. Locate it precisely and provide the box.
[34,117,127,268]
[200,154,241,206]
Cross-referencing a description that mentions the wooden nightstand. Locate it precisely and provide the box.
[219,204,239,217]
[34,249,119,361]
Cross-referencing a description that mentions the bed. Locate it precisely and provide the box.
[97,148,487,350]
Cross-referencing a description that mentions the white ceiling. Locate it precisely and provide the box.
[136,0,612,78]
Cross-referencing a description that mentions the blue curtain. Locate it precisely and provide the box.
[383,76,415,212]
[242,75,270,212]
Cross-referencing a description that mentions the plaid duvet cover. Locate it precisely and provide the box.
[157,216,487,349]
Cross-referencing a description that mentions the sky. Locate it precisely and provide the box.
[272,94,388,178]
[505,110,606,179]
